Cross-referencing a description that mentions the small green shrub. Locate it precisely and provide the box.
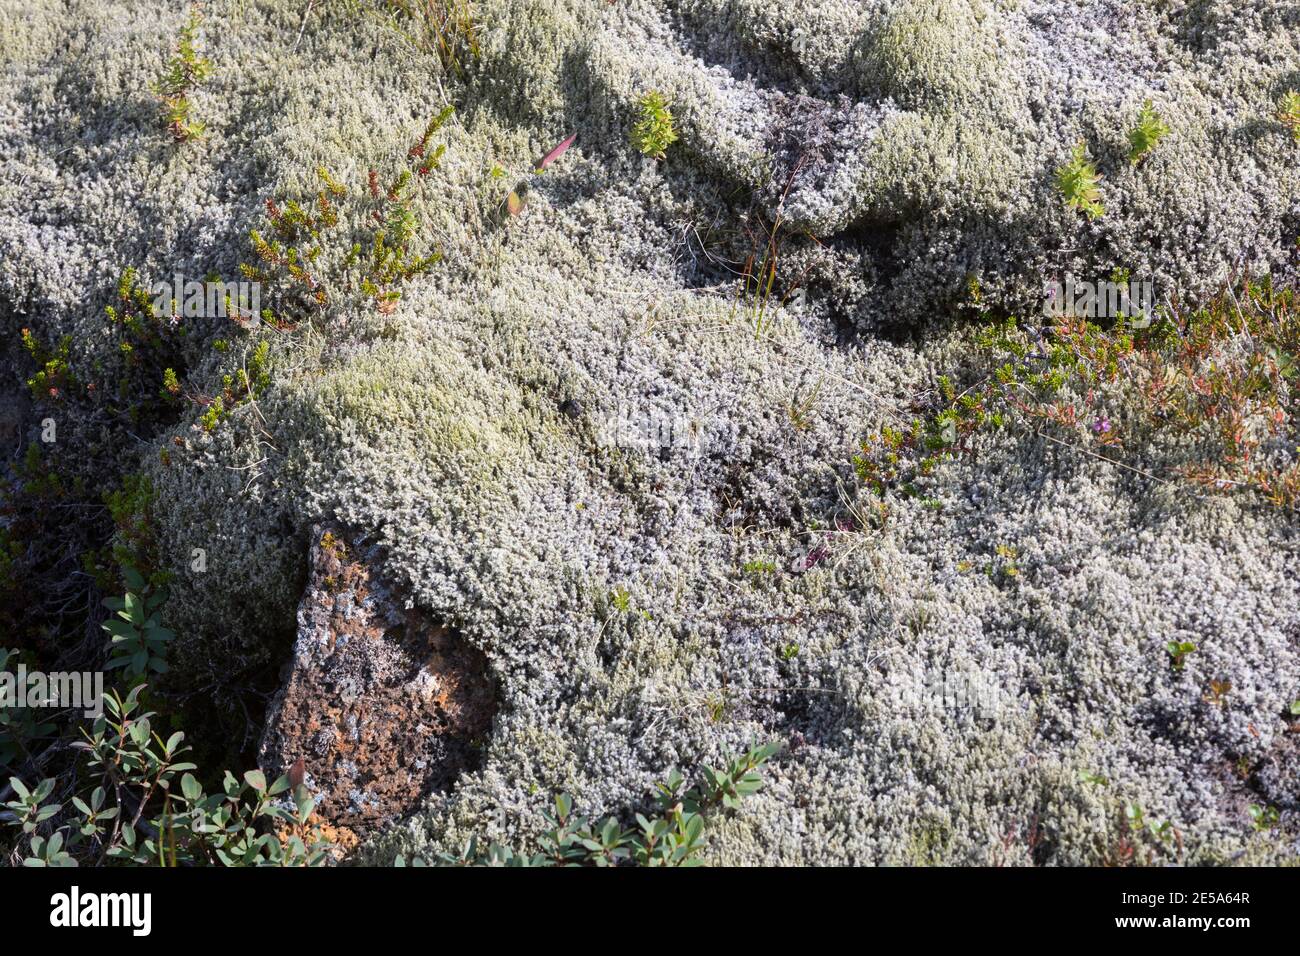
[198,338,274,435]
[1,580,332,867]
[1278,90,1300,144]
[1128,100,1169,163]
[6,264,188,696]
[102,566,175,681]
[242,108,451,319]
[854,279,1300,513]
[19,328,76,400]
[631,91,678,161]
[151,7,212,143]
[199,395,225,432]
[1056,141,1104,219]
[2,687,329,866]
[609,586,631,613]
[0,649,56,769]
[1116,802,1181,865]
[103,474,165,579]
[1248,803,1280,831]
[160,367,181,399]
[102,266,189,427]
[401,743,780,867]
[1166,640,1196,671]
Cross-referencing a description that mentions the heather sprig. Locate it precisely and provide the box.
[241,109,453,321]
[151,8,212,143]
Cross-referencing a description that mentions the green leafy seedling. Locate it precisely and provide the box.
[1166,640,1196,672]
[1056,141,1104,219]
[632,91,678,161]
[1128,100,1169,163]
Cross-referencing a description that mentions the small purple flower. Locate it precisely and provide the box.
[805,545,830,570]
[790,545,831,573]
[1091,417,1112,435]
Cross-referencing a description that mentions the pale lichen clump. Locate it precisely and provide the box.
[854,0,1015,113]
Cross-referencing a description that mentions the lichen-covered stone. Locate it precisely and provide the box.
[259,525,496,839]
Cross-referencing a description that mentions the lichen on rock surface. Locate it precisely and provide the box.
[3,0,1300,866]
[259,526,496,838]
